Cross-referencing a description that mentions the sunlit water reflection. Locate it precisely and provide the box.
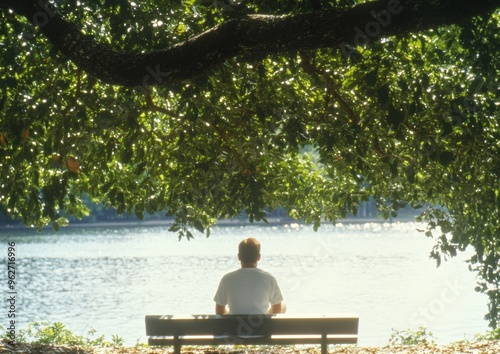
[0,222,488,346]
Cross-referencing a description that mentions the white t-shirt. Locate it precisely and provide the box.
[213,268,284,314]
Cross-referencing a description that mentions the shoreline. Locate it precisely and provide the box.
[2,341,500,353]
[0,217,414,232]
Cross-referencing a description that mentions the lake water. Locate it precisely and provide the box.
[0,221,489,346]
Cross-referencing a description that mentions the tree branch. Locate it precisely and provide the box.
[1,0,498,87]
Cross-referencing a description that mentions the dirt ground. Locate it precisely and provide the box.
[2,341,500,354]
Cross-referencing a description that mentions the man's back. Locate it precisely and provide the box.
[214,268,283,314]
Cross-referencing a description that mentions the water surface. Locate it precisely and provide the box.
[0,222,488,345]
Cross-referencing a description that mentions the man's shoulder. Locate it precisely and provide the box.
[251,268,279,282]
[255,268,275,277]
[223,268,276,278]
[221,268,242,279]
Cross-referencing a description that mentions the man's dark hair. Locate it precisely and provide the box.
[238,238,261,263]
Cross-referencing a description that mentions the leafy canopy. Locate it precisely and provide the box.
[0,0,499,327]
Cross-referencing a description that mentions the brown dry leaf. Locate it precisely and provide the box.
[2,341,500,354]
[66,156,80,173]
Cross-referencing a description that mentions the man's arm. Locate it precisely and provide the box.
[268,302,282,314]
[215,303,228,315]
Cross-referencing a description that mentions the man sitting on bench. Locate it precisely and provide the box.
[213,237,286,315]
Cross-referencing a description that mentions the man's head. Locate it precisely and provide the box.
[238,237,261,264]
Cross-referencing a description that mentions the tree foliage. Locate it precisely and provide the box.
[0,0,499,326]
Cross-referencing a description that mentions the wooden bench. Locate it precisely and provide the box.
[145,314,359,354]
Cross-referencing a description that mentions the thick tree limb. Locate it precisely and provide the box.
[1,0,498,87]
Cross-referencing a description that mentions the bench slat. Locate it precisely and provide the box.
[145,314,359,336]
[148,335,358,346]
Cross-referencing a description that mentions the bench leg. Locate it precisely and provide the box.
[321,333,327,354]
[173,334,181,354]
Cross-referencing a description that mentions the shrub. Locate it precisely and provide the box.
[389,327,436,345]
[474,328,500,341]
[0,321,124,347]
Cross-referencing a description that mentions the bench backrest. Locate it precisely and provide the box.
[145,314,359,337]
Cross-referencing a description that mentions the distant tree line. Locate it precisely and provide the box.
[0,195,422,227]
